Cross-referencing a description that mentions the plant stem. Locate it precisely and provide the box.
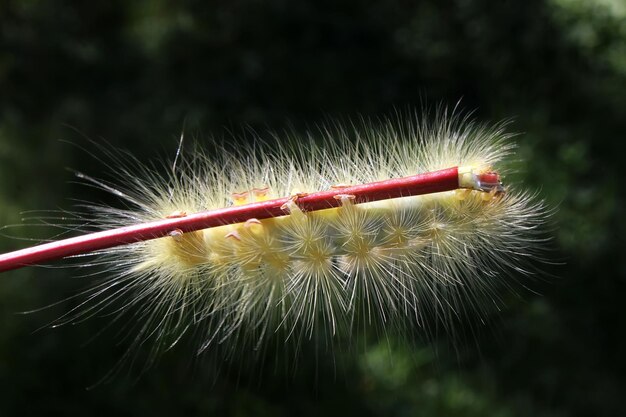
[0,167,460,272]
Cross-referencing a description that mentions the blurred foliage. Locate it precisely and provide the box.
[0,0,625,416]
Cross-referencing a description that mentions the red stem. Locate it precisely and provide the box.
[0,167,460,272]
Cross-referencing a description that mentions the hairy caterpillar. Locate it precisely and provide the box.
[0,110,549,362]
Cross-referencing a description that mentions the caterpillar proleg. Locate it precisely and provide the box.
[0,110,549,360]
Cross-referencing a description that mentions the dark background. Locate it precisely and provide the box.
[0,0,624,416]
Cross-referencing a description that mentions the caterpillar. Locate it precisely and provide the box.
[0,110,549,362]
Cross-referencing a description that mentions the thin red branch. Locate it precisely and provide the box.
[0,167,460,272]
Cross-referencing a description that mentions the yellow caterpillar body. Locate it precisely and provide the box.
[72,111,548,356]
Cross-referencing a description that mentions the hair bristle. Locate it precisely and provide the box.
[50,110,549,360]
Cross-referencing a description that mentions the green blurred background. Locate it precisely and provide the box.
[0,0,624,416]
